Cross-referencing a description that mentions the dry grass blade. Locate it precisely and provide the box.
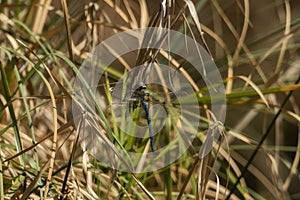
[104,0,130,25]
[131,175,156,200]
[182,13,208,78]
[185,0,213,60]
[229,75,270,108]
[200,23,232,60]
[138,0,149,28]
[24,0,52,35]
[231,0,250,64]
[185,0,213,61]
[176,157,199,200]
[282,95,300,191]
[124,0,138,28]
[226,0,250,93]
[60,0,74,62]
[274,0,291,74]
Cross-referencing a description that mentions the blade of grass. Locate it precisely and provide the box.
[59,120,80,199]
[164,116,172,200]
[138,0,149,28]
[0,61,24,166]
[124,0,138,29]
[282,96,300,191]
[13,19,51,57]
[24,0,51,35]
[172,83,300,106]
[185,0,213,62]
[176,157,199,200]
[231,75,269,108]
[60,0,74,62]
[35,67,57,199]
[223,0,249,94]
[103,0,130,25]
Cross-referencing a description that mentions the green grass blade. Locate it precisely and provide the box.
[0,61,24,166]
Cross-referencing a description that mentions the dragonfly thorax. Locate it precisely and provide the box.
[131,83,150,110]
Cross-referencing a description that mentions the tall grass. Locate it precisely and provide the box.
[0,0,299,199]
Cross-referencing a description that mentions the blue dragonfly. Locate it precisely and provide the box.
[130,82,155,152]
[109,82,184,153]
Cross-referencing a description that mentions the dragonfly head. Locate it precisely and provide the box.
[137,82,147,91]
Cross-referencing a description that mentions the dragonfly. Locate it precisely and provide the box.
[130,82,155,152]
[108,81,186,153]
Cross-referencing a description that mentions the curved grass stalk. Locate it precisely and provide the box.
[16,40,58,198]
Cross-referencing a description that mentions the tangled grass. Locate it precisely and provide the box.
[0,0,300,199]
